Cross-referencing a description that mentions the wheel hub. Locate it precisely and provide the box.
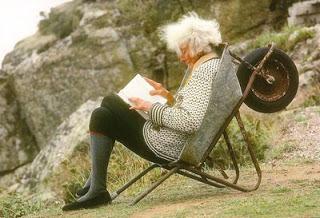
[252,59,290,102]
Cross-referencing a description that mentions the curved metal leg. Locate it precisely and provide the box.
[111,163,159,200]
[177,169,224,188]
[223,131,240,184]
[182,112,262,192]
[130,166,179,205]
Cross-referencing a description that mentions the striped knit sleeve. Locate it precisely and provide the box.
[148,103,169,126]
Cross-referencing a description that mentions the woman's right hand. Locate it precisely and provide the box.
[144,77,175,105]
[144,77,169,97]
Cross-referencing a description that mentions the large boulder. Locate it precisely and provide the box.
[0,97,101,197]
[0,76,38,173]
[2,24,133,149]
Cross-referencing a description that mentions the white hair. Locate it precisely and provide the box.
[160,12,222,56]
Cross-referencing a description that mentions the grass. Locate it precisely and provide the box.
[0,193,45,218]
[218,189,320,218]
[22,162,320,218]
[249,25,315,52]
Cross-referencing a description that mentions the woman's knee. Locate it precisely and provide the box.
[100,93,119,109]
[89,107,113,132]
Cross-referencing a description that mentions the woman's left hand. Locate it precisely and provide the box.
[128,97,152,112]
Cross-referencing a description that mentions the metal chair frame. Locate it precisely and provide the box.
[111,44,275,205]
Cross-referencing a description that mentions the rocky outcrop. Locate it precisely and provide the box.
[0,97,101,195]
[288,24,320,109]
[288,0,320,27]
[2,13,133,150]
[0,76,38,173]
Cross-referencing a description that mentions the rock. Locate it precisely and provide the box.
[0,98,102,195]
[288,0,320,27]
[287,25,320,109]
[2,25,133,149]
[0,78,38,173]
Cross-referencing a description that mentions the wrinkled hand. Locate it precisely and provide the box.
[144,77,175,105]
[144,77,170,98]
[128,97,152,112]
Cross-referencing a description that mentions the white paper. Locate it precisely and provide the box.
[117,74,167,119]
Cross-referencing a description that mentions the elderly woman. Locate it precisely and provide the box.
[62,12,222,211]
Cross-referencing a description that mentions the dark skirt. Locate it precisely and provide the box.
[89,93,168,164]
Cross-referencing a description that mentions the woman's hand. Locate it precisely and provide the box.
[128,97,152,112]
[144,77,169,98]
[144,77,175,105]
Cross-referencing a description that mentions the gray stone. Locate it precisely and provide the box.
[0,98,101,194]
[0,79,38,173]
[2,25,133,149]
[288,0,320,27]
[79,5,107,26]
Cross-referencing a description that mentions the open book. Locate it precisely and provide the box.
[117,74,167,119]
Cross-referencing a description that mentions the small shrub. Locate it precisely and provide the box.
[0,194,43,218]
[38,7,83,39]
[249,25,315,51]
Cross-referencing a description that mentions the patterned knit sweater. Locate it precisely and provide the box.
[142,58,221,161]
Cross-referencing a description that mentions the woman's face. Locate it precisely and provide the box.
[178,43,196,66]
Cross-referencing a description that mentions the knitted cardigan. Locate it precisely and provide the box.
[142,57,221,161]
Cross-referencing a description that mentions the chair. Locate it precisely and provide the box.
[111,43,275,205]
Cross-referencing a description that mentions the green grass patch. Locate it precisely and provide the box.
[0,194,44,218]
[271,186,292,194]
[219,189,320,218]
[249,25,315,52]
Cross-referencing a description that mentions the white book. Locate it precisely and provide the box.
[117,74,167,119]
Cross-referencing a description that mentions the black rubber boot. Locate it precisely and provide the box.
[62,191,111,211]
